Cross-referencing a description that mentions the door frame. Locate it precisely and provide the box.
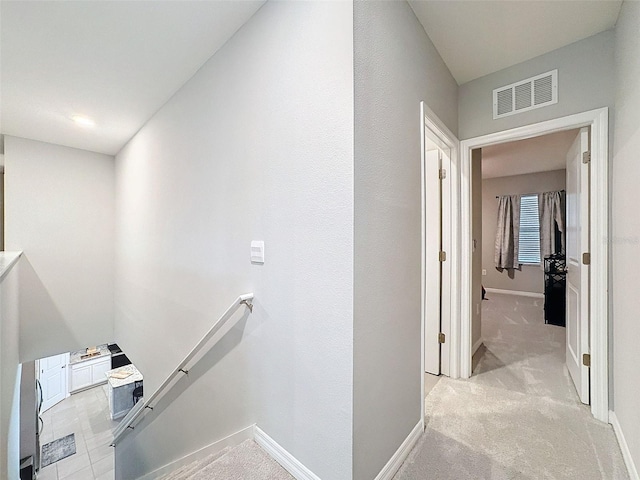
[457,107,609,422]
[420,102,458,401]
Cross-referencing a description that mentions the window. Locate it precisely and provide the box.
[518,194,541,264]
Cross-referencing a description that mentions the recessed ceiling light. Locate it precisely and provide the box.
[71,115,95,128]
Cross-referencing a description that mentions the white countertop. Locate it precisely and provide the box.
[69,344,111,365]
[106,364,143,388]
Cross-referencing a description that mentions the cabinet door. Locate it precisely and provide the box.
[71,364,92,392]
[91,359,111,385]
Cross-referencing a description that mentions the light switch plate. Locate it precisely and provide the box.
[251,241,265,264]
[482,269,487,276]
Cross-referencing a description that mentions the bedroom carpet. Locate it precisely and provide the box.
[395,293,629,480]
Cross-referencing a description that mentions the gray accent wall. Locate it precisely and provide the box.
[613,0,640,474]
[482,170,566,294]
[114,2,354,479]
[459,30,615,140]
[353,2,457,479]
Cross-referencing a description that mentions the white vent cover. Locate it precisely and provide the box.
[493,70,558,119]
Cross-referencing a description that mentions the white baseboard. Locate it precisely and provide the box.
[609,411,639,480]
[254,426,321,480]
[484,288,544,299]
[137,425,254,480]
[472,338,484,356]
[373,420,422,480]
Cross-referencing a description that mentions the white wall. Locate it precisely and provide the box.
[459,30,615,140]
[0,255,21,480]
[4,137,115,361]
[114,2,354,479]
[482,170,566,294]
[353,2,458,479]
[612,0,640,474]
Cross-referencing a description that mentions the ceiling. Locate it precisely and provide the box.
[481,129,579,179]
[0,1,623,156]
[0,1,265,156]
[409,0,623,85]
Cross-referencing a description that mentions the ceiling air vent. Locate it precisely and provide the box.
[493,70,557,119]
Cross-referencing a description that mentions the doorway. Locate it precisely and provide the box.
[471,127,588,410]
[458,108,609,422]
[38,352,70,412]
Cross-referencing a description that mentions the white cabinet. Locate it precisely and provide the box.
[91,358,111,384]
[69,356,111,393]
[70,363,92,392]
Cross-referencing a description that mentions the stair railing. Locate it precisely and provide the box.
[111,293,254,445]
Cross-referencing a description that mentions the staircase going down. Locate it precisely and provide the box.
[158,439,294,480]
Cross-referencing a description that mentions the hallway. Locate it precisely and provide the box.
[395,293,628,479]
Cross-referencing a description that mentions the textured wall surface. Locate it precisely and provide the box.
[459,30,615,140]
[612,0,640,475]
[4,137,115,361]
[114,2,354,479]
[353,2,458,479]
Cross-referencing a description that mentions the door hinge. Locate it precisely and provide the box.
[582,151,591,164]
[583,353,591,367]
[439,168,447,180]
[439,251,446,262]
[438,332,446,344]
[582,252,591,265]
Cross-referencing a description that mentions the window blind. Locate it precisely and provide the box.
[518,194,541,264]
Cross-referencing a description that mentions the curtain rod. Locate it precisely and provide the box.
[496,189,565,199]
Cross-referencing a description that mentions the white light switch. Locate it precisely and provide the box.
[482,269,487,276]
[251,241,265,264]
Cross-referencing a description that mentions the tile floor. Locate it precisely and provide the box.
[37,385,117,480]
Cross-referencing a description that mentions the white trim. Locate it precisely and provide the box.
[254,426,321,480]
[420,102,460,386]
[484,288,544,299]
[458,107,609,422]
[472,338,484,357]
[609,411,639,480]
[137,425,254,480]
[373,420,423,480]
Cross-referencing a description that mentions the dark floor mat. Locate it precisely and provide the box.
[41,433,76,467]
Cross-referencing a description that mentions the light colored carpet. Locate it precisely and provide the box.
[160,440,293,480]
[395,293,629,480]
[424,373,441,398]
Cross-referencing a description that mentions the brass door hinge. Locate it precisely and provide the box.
[582,252,591,265]
[583,353,591,367]
[582,151,591,164]
[439,168,447,180]
[439,251,447,262]
[438,332,446,344]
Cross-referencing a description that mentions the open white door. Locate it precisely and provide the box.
[565,127,590,404]
[38,352,69,412]
[424,146,442,375]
